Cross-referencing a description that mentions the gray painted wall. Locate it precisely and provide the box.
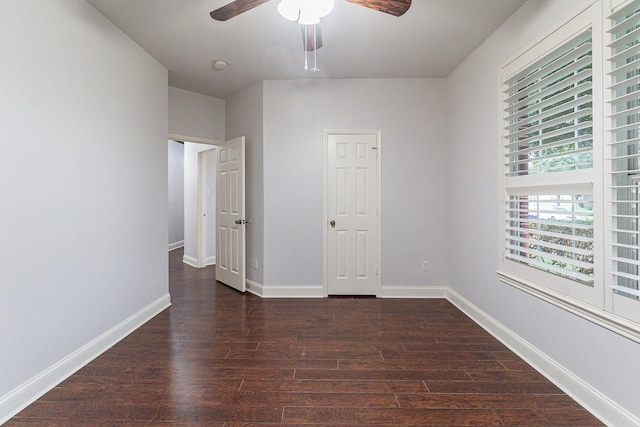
[168,86,225,141]
[447,0,640,418]
[226,82,265,285]
[262,79,449,290]
[0,0,168,401]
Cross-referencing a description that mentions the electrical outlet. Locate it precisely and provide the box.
[422,261,429,271]
[253,259,259,270]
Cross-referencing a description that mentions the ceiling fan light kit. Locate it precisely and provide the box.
[277,0,335,24]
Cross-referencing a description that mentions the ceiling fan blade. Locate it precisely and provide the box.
[345,0,411,17]
[210,0,272,21]
[302,24,323,51]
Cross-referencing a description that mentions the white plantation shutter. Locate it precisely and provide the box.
[498,0,640,339]
[501,21,596,298]
[607,0,640,323]
[505,195,595,284]
[503,31,594,178]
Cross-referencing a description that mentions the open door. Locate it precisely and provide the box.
[216,137,246,292]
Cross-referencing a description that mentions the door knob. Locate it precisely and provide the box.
[330,220,335,228]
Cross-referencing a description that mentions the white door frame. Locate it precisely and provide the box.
[323,129,382,296]
[169,133,221,269]
[197,147,216,268]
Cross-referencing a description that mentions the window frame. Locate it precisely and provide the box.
[497,0,640,343]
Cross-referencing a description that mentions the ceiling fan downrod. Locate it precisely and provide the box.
[304,24,320,72]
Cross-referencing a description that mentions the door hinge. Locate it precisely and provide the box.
[376,265,379,275]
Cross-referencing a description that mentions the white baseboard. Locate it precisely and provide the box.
[182,255,214,268]
[182,255,198,268]
[445,288,639,427]
[379,285,448,298]
[168,240,184,251]
[246,279,263,296]
[246,280,324,298]
[0,294,171,425]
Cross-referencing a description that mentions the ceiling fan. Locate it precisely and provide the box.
[210,0,411,53]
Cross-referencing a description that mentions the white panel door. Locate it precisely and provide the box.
[216,137,246,292]
[327,132,379,295]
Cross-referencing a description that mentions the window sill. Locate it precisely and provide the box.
[497,270,640,344]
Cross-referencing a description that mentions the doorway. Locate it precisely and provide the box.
[169,134,247,293]
[324,130,381,296]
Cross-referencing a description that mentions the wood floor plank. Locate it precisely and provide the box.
[200,390,399,407]
[4,248,604,426]
[337,358,507,371]
[424,380,564,394]
[240,379,429,393]
[227,348,384,360]
[396,393,588,410]
[493,408,606,426]
[295,368,472,381]
[282,407,504,425]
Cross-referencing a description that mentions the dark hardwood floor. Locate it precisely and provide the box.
[6,248,603,426]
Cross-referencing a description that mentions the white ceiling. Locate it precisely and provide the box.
[87,0,526,99]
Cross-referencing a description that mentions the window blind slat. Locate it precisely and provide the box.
[505,81,592,117]
[506,233,594,256]
[505,108,593,141]
[505,243,594,269]
[505,226,594,244]
[505,146,593,169]
[505,252,594,283]
[504,123,592,149]
[504,95,592,133]
[607,24,640,49]
[504,60,592,105]
[507,135,593,159]
[607,87,640,105]
[504,41,592,93]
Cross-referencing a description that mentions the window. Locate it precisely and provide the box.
[499,0,640,341]
[606,0,640,324]
[500,7,601,307]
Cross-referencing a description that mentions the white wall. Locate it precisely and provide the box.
[168,86,225,141]
[226,82,265,285]
[0,0,168,418]
[183,142,217,266]
[205,149,217,265]
[262,79,448,293]
[168,140,185,249]
[447,0,640,420]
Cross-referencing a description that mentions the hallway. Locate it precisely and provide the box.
[6,249,602,426]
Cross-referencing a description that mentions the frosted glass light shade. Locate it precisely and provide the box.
[277,0,300,21]
[298,8,321,25]
[278,0,335,24]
